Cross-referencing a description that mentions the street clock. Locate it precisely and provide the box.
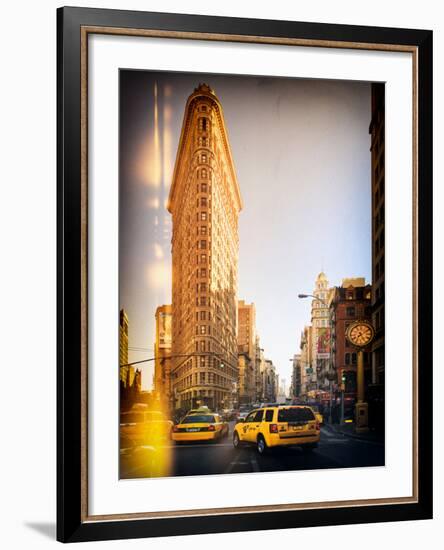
[345,320,375,348]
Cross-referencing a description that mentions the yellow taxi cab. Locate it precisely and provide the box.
[309,405,324,426]
[172,409,229,443]
[120,407,173,448]
[232,405,320,455]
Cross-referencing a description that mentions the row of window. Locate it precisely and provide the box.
[197,136,209,147]
[196,324,211,335]
[197,182,209,194]
[198,117,209,132]
[197,197,209,207]
[344,306,371,317]
[196,225,208,236]
[197,168,209,179]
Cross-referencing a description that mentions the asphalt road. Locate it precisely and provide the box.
[120,424,385,479]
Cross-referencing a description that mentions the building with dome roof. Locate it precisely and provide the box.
[310,272,333,390]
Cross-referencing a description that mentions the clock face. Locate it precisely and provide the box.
[346,322,374,347]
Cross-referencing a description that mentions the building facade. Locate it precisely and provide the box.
[370,83,385,386]
[254,336,265,403]
[291,354,302,398]
[168,84,243,411]
[119,309,134,388]
[330,279,372,397]
[237,300,256,404]
[310,272,333,390]
[260,359,277,403]
[153,304,173,407]
[300,325,313,396]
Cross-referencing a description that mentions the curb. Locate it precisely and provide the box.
[324,425,384,445]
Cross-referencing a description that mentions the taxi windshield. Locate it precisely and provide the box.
[182,415,215,424]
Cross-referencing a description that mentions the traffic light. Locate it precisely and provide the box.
[341,372,346,392]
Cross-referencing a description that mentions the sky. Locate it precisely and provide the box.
[119,70,372,391]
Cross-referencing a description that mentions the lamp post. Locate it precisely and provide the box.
[298,293,336,423]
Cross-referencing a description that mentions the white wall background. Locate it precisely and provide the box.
[0,0,441,548]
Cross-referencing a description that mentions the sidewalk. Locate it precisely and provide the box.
[324,422,385,444]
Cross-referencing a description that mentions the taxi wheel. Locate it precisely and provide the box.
[233,431,242,448]
[257,435,268,455]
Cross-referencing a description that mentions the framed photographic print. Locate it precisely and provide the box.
[57,6,433,543]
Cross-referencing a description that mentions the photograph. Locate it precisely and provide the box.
[118,70,386,479]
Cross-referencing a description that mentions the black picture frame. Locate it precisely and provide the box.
[57,6,433,543]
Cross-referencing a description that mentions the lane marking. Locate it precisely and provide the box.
[223,451,248,474]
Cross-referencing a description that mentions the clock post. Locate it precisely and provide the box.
[355,350,368,433]
[345,320,375,434]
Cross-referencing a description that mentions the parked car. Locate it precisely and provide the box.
[309,405,324,426]
[232,405,320,455]
[119,409,173,448]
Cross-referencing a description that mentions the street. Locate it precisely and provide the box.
[120,423,384,479]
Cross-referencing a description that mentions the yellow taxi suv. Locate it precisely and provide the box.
[232,405,320,455]
[172,412,229,443]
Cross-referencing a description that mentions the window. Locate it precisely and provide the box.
[201,212,207,221]
[200,356,206,368]
[346,306,355,317]
[201,183,207,193]
[253,410,264,422]
[200,311,206,321]
[201,254,207,263]
[351,353,357,365]
[199,117,208,131]
[200,226,207,235]
[200,240,206,249]
[201,168,207,178]
[201,197,207,207]
[265,410,274,422]
[200,325,206,334]
[345,353,350,365]
[201,154,207,163]
[277,407,315,422]
[200,283,206,292]
[200,268,206,278]
[183,414,215,424]
[200,341,205,352]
